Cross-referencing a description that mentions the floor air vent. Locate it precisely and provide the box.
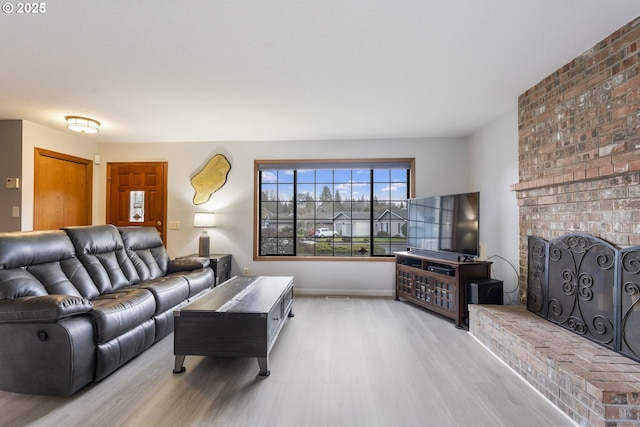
[325,296,350,301]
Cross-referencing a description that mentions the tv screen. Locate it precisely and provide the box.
[407,192,479,260]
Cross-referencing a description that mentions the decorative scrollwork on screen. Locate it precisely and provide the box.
[620,249,640,360]
[527,236,547,314]
[535,233,617,351]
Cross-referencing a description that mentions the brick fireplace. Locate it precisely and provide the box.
[512,16,640,304]
[468,15,640,427]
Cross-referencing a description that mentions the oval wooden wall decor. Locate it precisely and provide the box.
[191,154,231,205]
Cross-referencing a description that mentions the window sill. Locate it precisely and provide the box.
[254,255,396,262]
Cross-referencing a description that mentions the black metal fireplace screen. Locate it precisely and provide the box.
[528,233,640,362]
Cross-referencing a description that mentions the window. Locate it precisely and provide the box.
[255,159,414,259]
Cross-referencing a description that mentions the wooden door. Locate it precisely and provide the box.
[106,162,168,245]
[34,148,93,230]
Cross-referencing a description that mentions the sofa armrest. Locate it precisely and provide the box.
[168,257,210,273]
[0,295,93,323]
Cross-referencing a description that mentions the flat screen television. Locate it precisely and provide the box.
[406,192,480,261]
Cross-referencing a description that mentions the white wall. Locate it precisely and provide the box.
[17,120,521,298]
[96,137,470,296]
[21,121,98,231]
[468,108,520,304]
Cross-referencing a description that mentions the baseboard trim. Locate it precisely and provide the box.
[293,288,394,297]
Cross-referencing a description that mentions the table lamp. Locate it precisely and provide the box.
[194,212,216,257]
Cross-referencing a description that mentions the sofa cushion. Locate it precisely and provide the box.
[118,226,170,280]
[119,226,214,299]
[88,288,155,343]
[63,225,140,295]
[0,229,100,299]
[0,230,74,269]
[0,269,48,299]
[181,269,215,298]
[27,259,96,298]
[135,275,189,314]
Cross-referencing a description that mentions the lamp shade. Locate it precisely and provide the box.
[194,212,216,228]
[65,116,100,133]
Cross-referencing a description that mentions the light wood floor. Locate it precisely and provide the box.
[0,297,574,427]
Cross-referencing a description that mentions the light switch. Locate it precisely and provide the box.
[12,206,19,217]
[6,178,19,189]
[169,221,180,230]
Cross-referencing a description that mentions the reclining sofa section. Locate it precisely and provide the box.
[0,224,214,396]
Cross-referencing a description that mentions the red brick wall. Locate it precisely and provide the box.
[514,17,640,303]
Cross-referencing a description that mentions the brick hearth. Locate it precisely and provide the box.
[469,304,640,426]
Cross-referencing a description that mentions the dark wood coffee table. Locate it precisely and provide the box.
[172,275,294,377]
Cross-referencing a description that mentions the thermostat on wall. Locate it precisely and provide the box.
[5,178,19,189]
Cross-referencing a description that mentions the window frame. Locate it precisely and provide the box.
[253,158,416,261]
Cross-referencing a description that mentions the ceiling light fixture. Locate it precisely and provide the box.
[65,116,100,134]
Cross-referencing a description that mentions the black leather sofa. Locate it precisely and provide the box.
[0,224,214,396]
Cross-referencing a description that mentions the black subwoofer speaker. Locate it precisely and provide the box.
[468,278,503,305]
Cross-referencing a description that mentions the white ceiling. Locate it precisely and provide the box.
[2,1,639,143]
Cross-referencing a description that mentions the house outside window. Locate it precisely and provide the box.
[255,159,414,259]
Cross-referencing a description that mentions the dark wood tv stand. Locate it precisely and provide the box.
[394,251,491,328]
